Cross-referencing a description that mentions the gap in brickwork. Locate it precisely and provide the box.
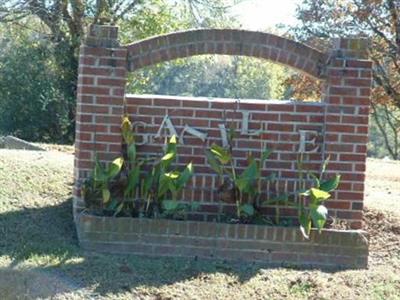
[125,55,322,102]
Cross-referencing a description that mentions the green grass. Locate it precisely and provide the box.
[0,149,400,299]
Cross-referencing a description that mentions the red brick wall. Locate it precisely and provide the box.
[124,95,325,222]
[74,25,372,229]
[77,215,369,269]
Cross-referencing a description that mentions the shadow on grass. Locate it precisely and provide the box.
[0,198,337,296]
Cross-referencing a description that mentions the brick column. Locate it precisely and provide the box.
[324,38,373,229]
[74,24,127,198]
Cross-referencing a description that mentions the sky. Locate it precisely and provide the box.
[229,0,301,31]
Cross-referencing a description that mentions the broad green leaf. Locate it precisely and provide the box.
[177,162,194,188]
[320,175,341,192]
[263,194,289,205]
[310,205,328,232]
[299,210,311,239]
[102,188,110,203]
[308,172,320,187]
[107,157,124,178]
[298,188,310,197]
[114,202,124,216]
[142,172,154,197]
[205,150,223,175]
[261,148,272,164]
[167,180,177,196]
[169,135,177,144]
[162,200,179,211]
[161,152,175,161]
[240,204,255,216]
[127,143,136,164]
[107,199,118,210]
[165,171,180,179]
[210,144,231,164]
[166,135,177,155]
[94,154,106,182]
[310,188,331,203]
[236,160,258,192]
[158,173,172,198]
[124,166,141,198]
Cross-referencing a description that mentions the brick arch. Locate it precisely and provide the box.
[125,29,327,80]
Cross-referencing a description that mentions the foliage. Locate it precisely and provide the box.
[369,103,400,159]
[162,200,200,220]
[0,22,73,143]
[106,115,142,216]
[263,193,295,225]
[296,155,341,238]
[128,55,288,100]
[0,0,238,143]
[206,124,274,221]
[81,155,124,211]
[289,0,400,159]
[81,118,197,220]
[141,135,197,219]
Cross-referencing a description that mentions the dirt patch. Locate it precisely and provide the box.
[364,207,400,265]
[34,143,75,154]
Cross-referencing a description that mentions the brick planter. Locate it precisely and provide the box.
[75,210,369,269]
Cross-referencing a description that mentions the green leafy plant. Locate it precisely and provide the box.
[107,115,143,216]
[81,155,124,210]
[206,125,274,221]
[263,193,296,225]
[141,135,197,218]
[162,200,200,220]
[82,119,196,219]
[296,155,341,239]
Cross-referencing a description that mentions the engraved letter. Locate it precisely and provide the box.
[132,121,149,146]
[155,115,178,139]
[298,130,319,153]
[218,124,229,148]
[179,124,207,144]
[241,111,262,136]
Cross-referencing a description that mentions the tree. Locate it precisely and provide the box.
[0,21,72,143]
[290,0,400,159]
[0,0,237,96]
[127,55,288,100]
[0,0,238,142]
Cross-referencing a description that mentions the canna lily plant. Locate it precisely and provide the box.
[206,130,274,220]
[106,115,143,216]
[297,156,341,239]
[141,135,197,218]
[81,154,124,210]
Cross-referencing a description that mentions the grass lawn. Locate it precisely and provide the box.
[0,149,400,299]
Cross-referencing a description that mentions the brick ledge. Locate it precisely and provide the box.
[74,208,369,269]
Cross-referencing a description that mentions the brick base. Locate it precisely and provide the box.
[74,200,369,269]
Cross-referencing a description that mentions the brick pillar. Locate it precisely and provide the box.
[74,24,127,199]
[324,38,373,229]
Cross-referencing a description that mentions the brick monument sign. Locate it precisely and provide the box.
[73,25,372,268]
